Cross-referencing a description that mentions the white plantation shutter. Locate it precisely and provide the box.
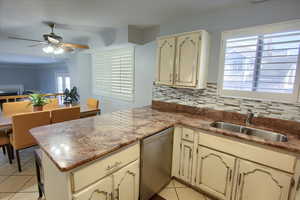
[92,47,135,101]
[223,31,300,93]
[92,51,112,97]
[220,21,300,102]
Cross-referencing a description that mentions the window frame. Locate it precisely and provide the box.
[218,19,300,102]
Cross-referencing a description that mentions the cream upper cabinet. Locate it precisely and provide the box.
[155,30,210,89]
[195,146,235,200]
[112,160,139,200]
[156,37,176,86]
[235,160,293,200]
[175,33,200,87]
[73,176,112,200]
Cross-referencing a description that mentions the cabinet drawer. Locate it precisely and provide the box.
[71,143,140,193]
[198,131,296,173]
[181,127,194,142]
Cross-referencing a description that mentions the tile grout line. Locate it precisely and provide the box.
[0,175,9,184]
[0,148,37,200]
[7,175,34,200]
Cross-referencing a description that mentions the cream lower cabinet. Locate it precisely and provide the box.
[195,146,235,200]
[43,143,140,200]
[235,160,292,200]
[73,176,112,200]
[178,140,194,183]
[172,127,197,185]
[112,160,139,200]
[172,127,298,200]
[73,160,139,200]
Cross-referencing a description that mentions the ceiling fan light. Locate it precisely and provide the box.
[54,47,64,55]
[43,45,54,53]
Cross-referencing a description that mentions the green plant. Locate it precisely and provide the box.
[63,86,80,104]
[28,94,49,106]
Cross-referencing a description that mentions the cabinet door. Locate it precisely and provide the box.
[156,37,176,85]
[178,140,194,183]
[112,160,139,200]
[73,175,112,200]
[195,146,235,200]
[235,160,293,200]
[175,33,200,87]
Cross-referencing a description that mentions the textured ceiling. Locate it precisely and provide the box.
[0,0,249,64]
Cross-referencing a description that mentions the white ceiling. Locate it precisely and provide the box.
[0,53,64,65]
[0,0,249,64]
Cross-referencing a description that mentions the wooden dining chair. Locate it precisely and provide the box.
[51,107,80,124]
[43,98,59,110]
[2,101,32,117]
[0,131,12,164]
[87,98,99,109]
[10,111,51,172]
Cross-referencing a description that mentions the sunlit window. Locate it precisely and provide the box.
[56,73,71,93]
[219,21,300,102]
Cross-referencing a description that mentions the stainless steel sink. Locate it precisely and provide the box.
[211,122,288,142]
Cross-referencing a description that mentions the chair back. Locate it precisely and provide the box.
[44,98,59,110]
[2,101,32,117]
[87,98,99,109]
[12,111,51,150]
[0,131,9,146]
[51,106,80,124]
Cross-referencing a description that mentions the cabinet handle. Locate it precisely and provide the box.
[169,73,173,82]
[228,169,232,182]
[296,178,300,191]
[106,161,122,171]
[238,173,242,186]
[185,134,189,138]
[179,143,182,175]
[114,188,119,200]
[175,73,178,81]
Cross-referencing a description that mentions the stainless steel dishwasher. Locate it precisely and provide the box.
[140,127,174,200]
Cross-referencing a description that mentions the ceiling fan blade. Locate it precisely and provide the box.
[8,36,43,42]
[42,21,104,33]
[61,43,90,49]
[62,46,75,52]
[28,42,48,47]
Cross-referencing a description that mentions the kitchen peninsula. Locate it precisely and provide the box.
[30,101,300,200]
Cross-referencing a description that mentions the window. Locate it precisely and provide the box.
[219,20,300,102]
[56,72,71,93]
[92,47,135,101]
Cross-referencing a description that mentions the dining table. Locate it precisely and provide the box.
[0,104,100,129]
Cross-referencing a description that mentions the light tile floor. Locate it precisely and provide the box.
[0,147,40,200]
[159,180,214,200]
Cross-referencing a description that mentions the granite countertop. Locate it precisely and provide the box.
[30,104,300,172]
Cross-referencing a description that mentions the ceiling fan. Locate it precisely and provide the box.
[8,23,90,54]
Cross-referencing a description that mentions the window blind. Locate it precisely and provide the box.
[223,30,300,94]
[92,47,135,101]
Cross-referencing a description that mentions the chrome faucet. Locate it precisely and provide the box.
[245,109,254,126]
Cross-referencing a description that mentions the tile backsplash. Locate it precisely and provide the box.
[152,82,300,121]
